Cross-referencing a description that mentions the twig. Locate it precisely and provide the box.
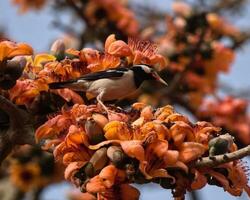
[192,145,250,168]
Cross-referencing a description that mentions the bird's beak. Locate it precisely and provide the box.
[152,72,168,86]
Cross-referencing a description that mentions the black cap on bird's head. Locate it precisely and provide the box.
[131,64,168,87]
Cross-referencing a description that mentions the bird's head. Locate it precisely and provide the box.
[131,64,168,86]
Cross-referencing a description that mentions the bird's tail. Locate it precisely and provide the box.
[49,80,87,91]
[49,80,74,89]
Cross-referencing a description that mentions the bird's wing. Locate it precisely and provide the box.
[78,68,129,81]
[49,68,129,89]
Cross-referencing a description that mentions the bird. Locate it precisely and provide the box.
[49,64,168,112]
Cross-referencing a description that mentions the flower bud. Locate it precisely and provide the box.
[85,118,105,145]
[50,39,65,61]
[92,113,108,128]
[0,56,27,89]
[107,146,126,167]
[208,133,234,156]
[89,147,108,172]
[84,162,95,178]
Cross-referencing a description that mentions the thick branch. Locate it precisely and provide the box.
[0,95,35,163]
[192,145,250,168]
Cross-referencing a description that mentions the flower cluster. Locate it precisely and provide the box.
[5,35,165,108]
[35,102,250,199]
[156,2,237,108]
[198,96,250,145]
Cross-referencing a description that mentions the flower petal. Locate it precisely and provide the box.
[179,142,206,163]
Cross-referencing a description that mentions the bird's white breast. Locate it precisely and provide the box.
[87,70,137,101]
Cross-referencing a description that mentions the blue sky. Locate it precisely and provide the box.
[0,1,249,199]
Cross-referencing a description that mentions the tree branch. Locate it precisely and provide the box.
[0,95,35,163]
[192,145,250,168]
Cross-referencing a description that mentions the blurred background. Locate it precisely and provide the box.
[0,0,250,199]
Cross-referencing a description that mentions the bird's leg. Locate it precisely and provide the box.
[96,91,109,113]
[96,92,117,118]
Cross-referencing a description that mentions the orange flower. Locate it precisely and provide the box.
[9,79,48,105]
[0,40,33,61]
[204,42,235,73]
[46,125,92,164]
[104,121,131,140]
[86,165,122,191]
[142,139,188,180]
[24,53,56,75]
[206,13,240,38]
[190,169,207,190]
[64,161,88,183]
[38,60,83,82]
[52,88,84,104]
[35,113,72,142]
[204,161,250,197]
[154,105,175,121]
[170,121,195,147]
[64,125,89,148]
[86,165,138,199]
[12,0,47,13]
[198,97,250,145]
[105,35,132,57]
[178,142,206,163]
[140,121,170,141]
[80,48,120,72]
[62,150,91,165]
[193,122,221,146]
[10,162,41,192]
[105,34,167,69]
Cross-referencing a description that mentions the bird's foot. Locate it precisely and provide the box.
[209,156,216,161]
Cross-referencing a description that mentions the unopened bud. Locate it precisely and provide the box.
[0,56,27,89]
[50,39,65,60]
[89,147,108,172]
[208,133,234,156]
[107,146,126,167]
[92,113,109,128]
[6,56,27,79]
[84,162,95,178]
[85,118,105,145]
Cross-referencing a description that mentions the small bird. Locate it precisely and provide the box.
[49,64,167,111]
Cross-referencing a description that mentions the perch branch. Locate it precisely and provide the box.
[192,145,250,168]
